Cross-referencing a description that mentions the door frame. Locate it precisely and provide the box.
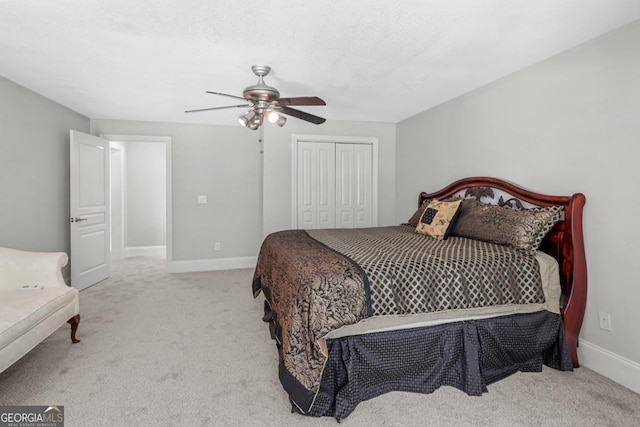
[290,134,378,229]
[100,134,173,266]
[109,142,125,259]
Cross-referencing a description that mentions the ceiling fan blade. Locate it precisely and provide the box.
[278,106,326,124]
[277,96,326,106]
[206,91,248,101]
[185,104,251,113]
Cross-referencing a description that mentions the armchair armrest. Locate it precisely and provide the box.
[0,247,69,291]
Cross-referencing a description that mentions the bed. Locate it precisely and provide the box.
[252,176,587,420]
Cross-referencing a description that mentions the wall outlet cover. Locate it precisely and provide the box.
[598,311,612,331]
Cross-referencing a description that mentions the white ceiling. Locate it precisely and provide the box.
[2,1,640,126]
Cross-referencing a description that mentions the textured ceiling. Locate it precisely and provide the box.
[1,1,640,126]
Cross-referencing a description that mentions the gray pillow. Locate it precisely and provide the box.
[407,198,431,227]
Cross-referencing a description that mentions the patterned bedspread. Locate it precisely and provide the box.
[252,225,545,412]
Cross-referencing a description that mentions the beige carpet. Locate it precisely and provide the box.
[1,256,639,427]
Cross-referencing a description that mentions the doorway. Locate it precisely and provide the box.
[103,134,172,264]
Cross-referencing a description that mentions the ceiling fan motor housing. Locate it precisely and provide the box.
[242,84,280,102]
[243,64,281,102]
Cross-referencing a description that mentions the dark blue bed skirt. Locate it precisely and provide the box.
[283,311,573,420]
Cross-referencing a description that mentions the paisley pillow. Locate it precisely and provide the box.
[451,199,563,255]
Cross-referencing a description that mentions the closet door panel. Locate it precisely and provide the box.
[297,143,316,228]
[297,141,335,229]
[316,143,336,228]
[336,144,355,228]
[354,144,372,227]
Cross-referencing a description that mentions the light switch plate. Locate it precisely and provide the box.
[198,195,207,204]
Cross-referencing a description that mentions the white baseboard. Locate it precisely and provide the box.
[578,339,640,394]
[167,256,257,273]
[125,245,166,257]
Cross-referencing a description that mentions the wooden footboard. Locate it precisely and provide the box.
[420,177,587,367]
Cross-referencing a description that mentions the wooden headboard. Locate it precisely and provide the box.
[420,176,587,367]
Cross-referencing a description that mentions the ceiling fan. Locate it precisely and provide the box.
[185,65,326,130]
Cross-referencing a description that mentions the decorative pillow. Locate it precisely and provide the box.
[451,199,563,255]
[407,198,431,227]
[415,199,462,240]
[407,196,462,227]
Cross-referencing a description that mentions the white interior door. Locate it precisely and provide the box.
[70,130,110,290]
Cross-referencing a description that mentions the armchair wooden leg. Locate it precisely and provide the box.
[67,314,81,343]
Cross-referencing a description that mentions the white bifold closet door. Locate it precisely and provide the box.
[297,141,372,229]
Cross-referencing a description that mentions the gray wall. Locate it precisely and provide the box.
[262,119,396,237]
[125,141,166,247]
[396,21,640,369]
[90,119,261,262]
[0,75,89,255]
[91,118,396,264]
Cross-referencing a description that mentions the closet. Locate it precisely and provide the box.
[295,139,375,229]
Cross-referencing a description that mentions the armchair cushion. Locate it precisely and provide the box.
[0,288,78,351]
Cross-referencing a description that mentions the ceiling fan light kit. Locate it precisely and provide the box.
[267,110,286,126]
[185,65,326,130]
[237,110,256,127]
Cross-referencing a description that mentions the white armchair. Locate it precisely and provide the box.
[0,246,80,373]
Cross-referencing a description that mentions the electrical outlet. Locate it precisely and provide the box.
[598,311,612,331]
[197,195,207,204]
[214,242,221,251]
